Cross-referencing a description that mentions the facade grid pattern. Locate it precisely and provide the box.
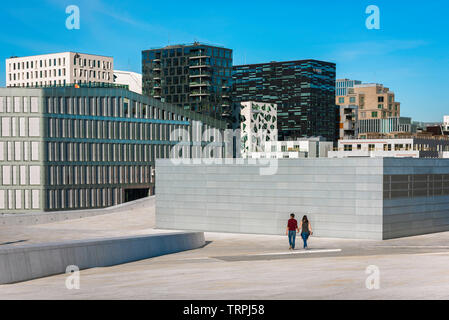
[0,87,226,213]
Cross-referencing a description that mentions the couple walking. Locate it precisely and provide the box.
[286,213,312,250]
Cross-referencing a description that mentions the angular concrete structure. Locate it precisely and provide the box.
[155,158,449,240]
[0,232,205,284]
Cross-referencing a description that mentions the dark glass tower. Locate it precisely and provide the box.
[232,60,337,141]
[142,42,233,125]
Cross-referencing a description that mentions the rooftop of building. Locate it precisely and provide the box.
[282,136,329,142]
[5,82,128,90]
[341,134,449,142]
[114,70,142,76]
[353,83,385,88]
[143,42,229,51]
[233,59,336,68]
[336,78,362,82]
[7,52,113,59]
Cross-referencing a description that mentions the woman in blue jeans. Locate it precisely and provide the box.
[299,215,313,249]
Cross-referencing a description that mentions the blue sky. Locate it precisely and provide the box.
[0,0,448,121]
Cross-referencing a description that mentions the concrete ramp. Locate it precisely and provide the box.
[0,196,155,227]
[0,231,204,285]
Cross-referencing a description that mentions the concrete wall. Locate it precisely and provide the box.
[156,159,385,240]
[0,231,205,284]
[156,158,449,240]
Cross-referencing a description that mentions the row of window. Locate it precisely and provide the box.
[149,57,232,69]
[47,165,151,186]
[47,187,120,210]
[362,111,399,118]
[8,68,67,82]
[338,95,395,105]
[9,80,67,88]
[1,165,41,186]
[0,189,40,210]
[0,96,39,113]
[375,104,398,110]
[0,141,40,162]
[45,142,172,163]
[47,118,184,141]
[145,47,232,60]
[73,58,112,70]
[1,117,40,137]
[45,96,185,121]
[384,174,449,199]
[8,57,66,72]
[74,68,111,81]
[342,143,449,152]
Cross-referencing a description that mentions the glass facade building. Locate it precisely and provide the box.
[232,60,337,141]
[142,43,233,126]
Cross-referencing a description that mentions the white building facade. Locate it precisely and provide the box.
[6,52,114,88]
[248,137,333,159]
[113,70,142,94]
[239,101,277,158]
[444,116,449,131]
[328,138,449,159]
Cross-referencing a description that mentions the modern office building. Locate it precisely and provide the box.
[336,83,401,120]
[239,101,277,158]
[248,137,333,159]
[336,105,358,140]
[336,78,362,96]
[6,52,114,88]
[328,136,449,158]
[113,70,142,94]
[233,60,337,141]
[0,86,226,214]
[142,42,233,125]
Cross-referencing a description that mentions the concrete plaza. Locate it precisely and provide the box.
[1,197,449,299]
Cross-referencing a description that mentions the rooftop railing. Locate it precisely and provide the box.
[9,82,129,90]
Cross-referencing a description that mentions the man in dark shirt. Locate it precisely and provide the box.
[286,213,299,250]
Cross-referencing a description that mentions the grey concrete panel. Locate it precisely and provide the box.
[0,232,204,284]
[156,158,449,240]
[156,159,384,239]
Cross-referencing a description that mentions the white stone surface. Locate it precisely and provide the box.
[113,70,142,94]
